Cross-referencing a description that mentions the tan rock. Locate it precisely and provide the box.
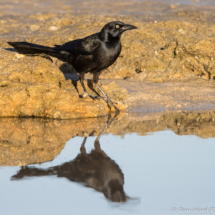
[2,13,215,118]
[48,26,59,31]
[2,13,215,82]
[30,24,40,31]
[0,49,127,118]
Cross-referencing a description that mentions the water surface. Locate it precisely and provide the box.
[0,112,215,215]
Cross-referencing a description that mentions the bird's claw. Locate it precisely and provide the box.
[88,94,101,100]
[81,92,102,101]
[94,96,103,101]
[82,92,119,113]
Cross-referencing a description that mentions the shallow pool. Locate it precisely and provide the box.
[0,113,215,215]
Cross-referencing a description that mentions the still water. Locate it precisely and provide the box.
[0,112,215,215]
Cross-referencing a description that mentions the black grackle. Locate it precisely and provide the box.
[8,21,137,112]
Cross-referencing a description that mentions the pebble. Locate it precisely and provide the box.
[48,26,59,31]
[30,25,40,31]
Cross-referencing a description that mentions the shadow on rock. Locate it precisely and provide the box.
[4,48,17,53]
[59,62,79,81]
[11,114,129,203]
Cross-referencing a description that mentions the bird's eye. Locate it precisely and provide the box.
[116,25,120,29]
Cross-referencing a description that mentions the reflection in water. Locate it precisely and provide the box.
[1,113,215,215]
[11,114,128,202]
[1,111,215,166]
[1,110,215,206]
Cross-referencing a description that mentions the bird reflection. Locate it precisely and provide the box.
[11,114,128,202]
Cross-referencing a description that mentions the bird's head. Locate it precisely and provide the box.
[98,21,137,43]
[103,179,128,202]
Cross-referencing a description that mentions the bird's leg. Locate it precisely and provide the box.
[94,112,119,155]
[96,112,119,139]
[80,130,96,156]
[86,73,120,112]
[87,79,112,110]
[94,82,120,113]
[80,137,87,156]
[79,75,100,100]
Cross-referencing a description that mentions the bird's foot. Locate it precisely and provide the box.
[81,92,102,100]
[112,101,118,105]
[81,92,119,113]
[88,94,102,100]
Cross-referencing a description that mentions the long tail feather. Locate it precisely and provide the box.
[7,42,56,55]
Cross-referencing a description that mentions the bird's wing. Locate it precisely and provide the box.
[54,34,101,55]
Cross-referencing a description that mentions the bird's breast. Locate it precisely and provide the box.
[98,42,121,66]
[72,42,121,73]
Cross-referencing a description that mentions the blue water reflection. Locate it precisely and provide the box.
[0,116,215,215]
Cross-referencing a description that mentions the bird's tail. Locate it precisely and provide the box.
[11,166,57,180]
[8,41,57,55]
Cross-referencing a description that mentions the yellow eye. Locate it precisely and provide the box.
[116,25,120,29]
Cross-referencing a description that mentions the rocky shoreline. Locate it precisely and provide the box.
[1,0,215,118]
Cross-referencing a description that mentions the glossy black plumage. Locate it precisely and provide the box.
[8,21,137,112]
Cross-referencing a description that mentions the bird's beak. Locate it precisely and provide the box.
[121,24,137,31]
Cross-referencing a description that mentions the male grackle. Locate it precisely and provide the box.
[8,21,137,112]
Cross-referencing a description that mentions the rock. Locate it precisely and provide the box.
[99,19,215,81]
[30,24,40,31]
[2,13,215,118]
[0,49,127,118]
[2,13,215,82]
[48,26,59,31]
